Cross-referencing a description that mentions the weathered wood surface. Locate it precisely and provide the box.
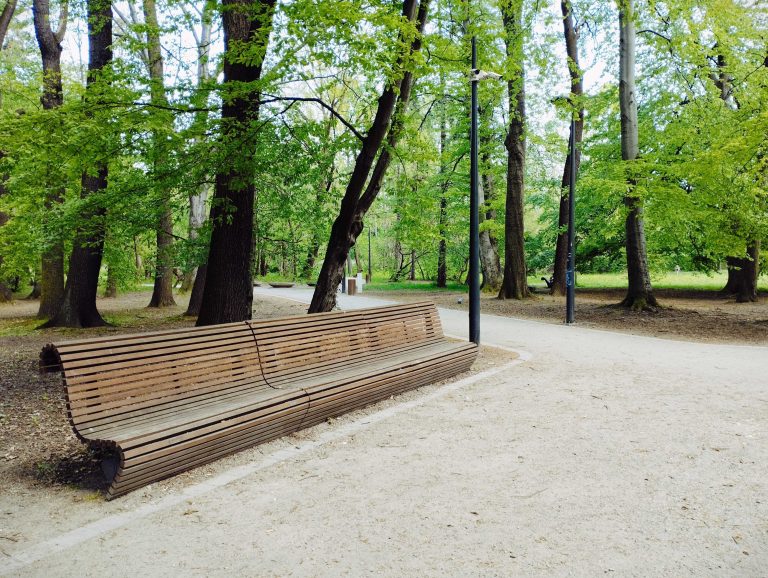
[41,302,478,498]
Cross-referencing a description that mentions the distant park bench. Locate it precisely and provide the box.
[40,302,477,499]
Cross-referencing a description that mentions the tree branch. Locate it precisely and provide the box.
[0,0,16,49]
[55,0,67,42]
[638,28,671,43]
[260,94,365,141]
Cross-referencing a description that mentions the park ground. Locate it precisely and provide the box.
[0,282,766,575]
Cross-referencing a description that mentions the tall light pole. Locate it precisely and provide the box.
[469,36,481,345]
[469,39,502,345]
[367,224,372,283]
[566,114,576,324]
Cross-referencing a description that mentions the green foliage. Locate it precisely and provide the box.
[0,0,766,306]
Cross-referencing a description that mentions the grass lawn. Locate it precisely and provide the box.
[362,271,768,293]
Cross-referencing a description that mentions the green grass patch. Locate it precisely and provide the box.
[575,271,768,291]
[0,317,42,337]
[365,280,466,292]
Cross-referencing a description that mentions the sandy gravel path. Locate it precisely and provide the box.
[1,289,766,576]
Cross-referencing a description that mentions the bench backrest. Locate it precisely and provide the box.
[246,310,370,384]
[41,323,266,432]
[246,301,444,385]
[41,302,446,429]
[361,302,443,350]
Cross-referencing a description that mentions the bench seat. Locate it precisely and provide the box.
[41,302,477,498]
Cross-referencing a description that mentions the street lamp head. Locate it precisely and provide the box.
[470,69,503,82]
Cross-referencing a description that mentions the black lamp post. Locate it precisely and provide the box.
[566,115,576,324]
[469,36,480,345]
[368,225,372,282]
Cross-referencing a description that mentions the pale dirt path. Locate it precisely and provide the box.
[2,290,767,576]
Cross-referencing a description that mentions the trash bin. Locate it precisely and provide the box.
[347,278,357,296]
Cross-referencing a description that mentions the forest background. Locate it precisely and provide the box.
[0,0,766,328]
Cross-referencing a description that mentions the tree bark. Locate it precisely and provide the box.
[181,4,213,293]
[712,54,760,299]
[0,152,11,302]
[309,0,427,313]
[0,0,16,49]
[33,0,68,319]
[41,0,111,328]
[479,144,502,291]
[104,264,117,297]
[0,2,13,300]
[618,0,657,311]
[436,101,448,287]
[184,261,207,316]
[499,0,530,300]
[143,0,176,308]
[723,244,760,302]
[196,0,277,326]
[551,0,584,296]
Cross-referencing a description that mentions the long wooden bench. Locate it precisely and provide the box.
[40,302,477,498]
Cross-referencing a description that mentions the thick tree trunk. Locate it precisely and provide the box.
[478,102,502,292]
[43,0,112,327]
[33,0,67,318]
[711,55,760,302]
[309,0,425,313]
[196,0,276,326]
[551,0,583,296]
[143,0,176,308]
[41,0,111,328]
[618,0,657,311]
[479,154,502,291]
[723,244,760,302]
[499,0,530,300]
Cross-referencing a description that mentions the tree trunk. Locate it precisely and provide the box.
[196,0,277,326]
[723,244,760,302]
[309,0,427,313]
[41,0,111,328]
[618,0,657,311]
[32,0,67,318]
[184,261,207,316]
[181,5,213,294]
[0,0,16,48]
[477,100,502,292]
[26,278,41,299]
[479,150,502,291]
[711,54,760,301]
[104,264,117,297]
[0,2,13,300]
[498,0,530,301]
[0,155,11,302]
[551,0,584,296]
[143,0,176,308]
[436,97,448,287]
